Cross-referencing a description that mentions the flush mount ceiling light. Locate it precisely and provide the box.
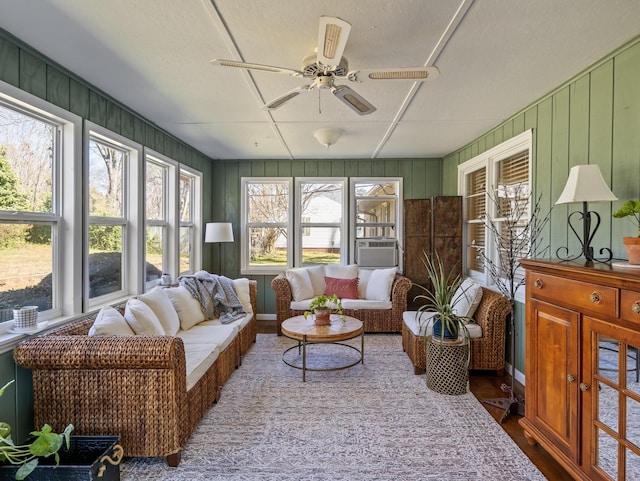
[313,128,343,148]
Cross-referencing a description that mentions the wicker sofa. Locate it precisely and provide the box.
[401,287,511,374]
[13,279,257,467]
[271,265,412,335]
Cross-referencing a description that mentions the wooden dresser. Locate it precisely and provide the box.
[519,259,640,481]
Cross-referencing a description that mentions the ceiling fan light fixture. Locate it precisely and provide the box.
[314,128,343,148]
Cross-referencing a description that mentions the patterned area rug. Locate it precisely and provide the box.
[122,334,546,480]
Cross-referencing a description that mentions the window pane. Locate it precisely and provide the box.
[249,227,287,266]
[301,183,343,222]
[180,174,192,222]
[0,105,54,214]
[301,227,341,265]
[356,226,396,239]
[89,139,125,217]
[146,161,165,220]
[180,226,192,274]
[145,226,164,281]
[248,183,289,222]
[0,223,53,319]
[354,181,396,197]
[88,225,123,298]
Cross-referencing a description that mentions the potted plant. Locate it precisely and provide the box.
[613,199,640,264]
[413,253,471,343]
[303,294,345,325]
[0,380,73,480]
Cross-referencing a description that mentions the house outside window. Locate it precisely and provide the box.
[458,130,532,302]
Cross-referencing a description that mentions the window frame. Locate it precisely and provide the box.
[457,129,532,303]
[295,177,348,266]
[178,165,202,276]
[241,177,293,275]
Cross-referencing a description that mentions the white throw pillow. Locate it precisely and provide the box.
[124,298,165,335]
[357,269,373,299]
[138,287,181,335]
[88,307,135,336]
[451,278,483,318]
[324,264,358,279]
[365,267,397,301]
[306,265,326,297]
[233,278,253,315]
[164,285,205,330]
[286,268,314,301]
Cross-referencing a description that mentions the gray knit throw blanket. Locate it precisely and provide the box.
[178,272,246,323]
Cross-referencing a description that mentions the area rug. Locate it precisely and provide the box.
[121,334,546,480]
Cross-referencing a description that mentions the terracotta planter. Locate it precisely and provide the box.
[314,308,332,325]
[623,237,640,265]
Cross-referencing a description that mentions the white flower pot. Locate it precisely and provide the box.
[13,306,38,330]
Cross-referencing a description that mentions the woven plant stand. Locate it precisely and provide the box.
[425,336,469,395]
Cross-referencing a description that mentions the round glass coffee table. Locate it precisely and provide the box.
[281,315,364,381]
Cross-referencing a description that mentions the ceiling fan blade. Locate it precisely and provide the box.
[262,85,313,111]
[346,66,440,82]
[210,59,303,77]
[317,16,351,68]
[332,85,376,115]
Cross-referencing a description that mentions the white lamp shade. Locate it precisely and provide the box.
[205,222,234,243]
[556,164,617,204]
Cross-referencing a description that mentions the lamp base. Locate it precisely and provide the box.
[556,203,612,263]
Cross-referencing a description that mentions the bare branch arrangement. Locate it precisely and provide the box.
[473,184,552,422]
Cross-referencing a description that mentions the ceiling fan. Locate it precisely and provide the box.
[211,16,439,115]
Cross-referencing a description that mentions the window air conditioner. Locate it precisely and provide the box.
[357,240,397,268]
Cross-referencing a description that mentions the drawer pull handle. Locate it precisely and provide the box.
[534,279,543,289]
[590,292,602,304]
[580,383,590,392]
[567,374,576,382]
[633,302,640,315]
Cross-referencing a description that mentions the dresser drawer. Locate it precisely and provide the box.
[621,289,640,326]
[527,272,618,317]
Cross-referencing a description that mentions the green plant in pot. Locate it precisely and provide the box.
[613,199,640,264]
[0,380,74,480]
[412,252,471,343]
[304,294,345,325]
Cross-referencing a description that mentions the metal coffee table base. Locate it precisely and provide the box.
[282,337,364,381]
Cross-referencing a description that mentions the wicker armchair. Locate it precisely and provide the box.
[13,280,257,467]
[271,273,412,335]
[401,287,511,374]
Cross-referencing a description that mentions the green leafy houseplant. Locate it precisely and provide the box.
[0,380,74,480]
[613,199,640,237]
[412,252,471,343]
[303,294,345,323]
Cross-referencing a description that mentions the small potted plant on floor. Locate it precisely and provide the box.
[0,380,74,480]
[304,294,344,325]
[613,199,640,264]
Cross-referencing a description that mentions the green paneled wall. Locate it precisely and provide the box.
[443,36,640,374]
[0,29,215,440]
[211,157,443,315]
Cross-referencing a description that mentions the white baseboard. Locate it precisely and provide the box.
[257,314,276,321]
[506,362,525,386]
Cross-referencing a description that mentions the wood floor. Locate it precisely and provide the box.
[257,320,573,480]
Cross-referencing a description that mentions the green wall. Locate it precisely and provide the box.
[0,29,216,441]
[443,36,640,375]
[212,158,443,315]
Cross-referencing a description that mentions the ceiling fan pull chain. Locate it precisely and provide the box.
[318,89,322,114]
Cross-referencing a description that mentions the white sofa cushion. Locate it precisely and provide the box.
[164,285,205,330]
[341,299,392,310]
[452,278,483,318]
[365,267,397,301]
[124,298,165,335]
[324,264,358,279]
[199,312,253,331]
[180,341,220,391]
[286,268,314,301]
[232,278,253,315]
[178,324,238,351]
[306,265,326,296]
[357,269,373,299]
[89,307,135,336]
[402,311,482,339]
[138,287,181,335]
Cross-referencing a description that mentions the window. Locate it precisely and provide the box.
[86,126,142,305]
[145,156,169,283]
[458,130,532,301]
[241,178,292,274]
[179,167,201,275]
[296,179,347,266]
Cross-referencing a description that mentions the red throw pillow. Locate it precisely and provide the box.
[324,276,359,299]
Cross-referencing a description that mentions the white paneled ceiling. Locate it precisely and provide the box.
[1,0,639,160]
